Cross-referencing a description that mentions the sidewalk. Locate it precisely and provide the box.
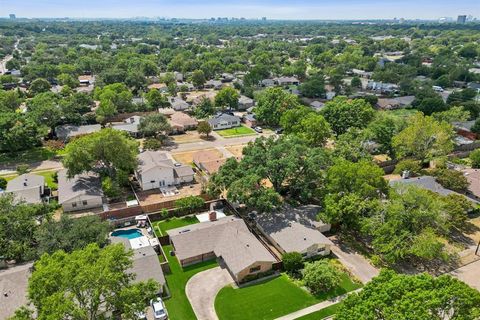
[274,289,362,320]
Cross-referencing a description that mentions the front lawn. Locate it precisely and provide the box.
[215,273,361,320]
[0,147,58,165]
[152,216,199,237]
[162,245,218,320]
[216,125,256,137]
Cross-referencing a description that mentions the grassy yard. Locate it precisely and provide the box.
[162,245,218,320]
[215,273,361,320]
[0,147,59,166]
[152,216,199,237]
[296,303,342,320]
[216,125,256,137]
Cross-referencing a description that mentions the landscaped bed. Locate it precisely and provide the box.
[215,273,361,320]
[216,125,256,137]
[162,245,218,320]
[152,216,199,237]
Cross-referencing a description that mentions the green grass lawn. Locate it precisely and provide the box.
[216,125,256,137]
[0,147,59,166]
[1,170,59,189]
[152,216,199,237]
[384,108,417,119]
[162,245,218,320]
[296,303,342,320]
[215,273,361,320]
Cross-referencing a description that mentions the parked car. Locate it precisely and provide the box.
[275,128,284,134]
[151,297,168,320]
[432,85,444,92]
[254,126,263,133]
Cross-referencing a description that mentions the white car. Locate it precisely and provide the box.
[150,297,168,320]
[432,85,444,92]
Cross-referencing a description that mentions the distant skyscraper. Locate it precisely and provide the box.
[9,14,16,19]
[262,17,267,21]
[457,15,467,24]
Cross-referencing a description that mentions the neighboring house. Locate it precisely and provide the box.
[326,92,336,100]
[55,124,102,141]
[177,81,195,91]
[168,216,277,283]
[242,113,257,127]
[310,100,325,111]
[366,81,399,94]
[57,169,104,212]
[78,75,95,86]
[205,80,223,90]
[5,173,45,204]
[468,82,480,91]
[208,113,241,130]
[275,76,300,86]
[169,97,190,111]
[261,79,276,87]
[168,112,198,133]
[0,262,33,320]
[160,71,183,82]
[110,236,166,294]
[376,96,415,110]
[255,205,333,258]
[221,73,235,82]
[111,116,142,137]
[238,95,254,110]
[147,83,169,93]
[350,68,373,79]
[463,169,480,201]
[389,176,478,204]
[193,150,226,175]
[132,97,145,105]
[136,151,194,191]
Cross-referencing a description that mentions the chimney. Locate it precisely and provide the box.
[209,211,217,221]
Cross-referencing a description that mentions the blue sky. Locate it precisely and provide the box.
[0,0,479,19]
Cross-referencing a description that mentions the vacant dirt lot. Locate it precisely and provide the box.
[172,148,222,164]
[225,145,245,158]
[171,131,203,144]
[136,183,203,206]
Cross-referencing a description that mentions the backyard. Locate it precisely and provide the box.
[216,125,256,137]
[162,245,218,320]
[152,216,199,237]
[215,273,361,320]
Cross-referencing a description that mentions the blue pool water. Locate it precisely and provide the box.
[111,229,143,239]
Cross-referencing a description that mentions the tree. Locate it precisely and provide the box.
[282,252,304,274]
[0,177,7,189]
[62,128,139,179]
[26,92,62,132]
[29,78,51,96]
[299,74,326,98]
[336,270,480,320]
[19,243,159,320]
[433,169,469,193]
[194,97,217,118]
[191,69,206,88]
[35,215,110,256]
[0,113,47,153]
[175,196,205,214]
[302,260,341,294]
[432,106,470,123]
[0,89,22,112]
[351,76,362,88]
[254,87,300,127]
[321,97,375,135]
[470,149,480,168]
[280,106,331,147]
[197,121,212,137]
[94,83,133,115]
[392,113,454,162]
[57,73,79,88]
[471,118,480,134]
[227,174,282,212]
[393,159,422,176]
[366,113,405,157]
[138,113,171,138]
[416,96,448,116]
[214,87,240,110]
[145,89,169,109]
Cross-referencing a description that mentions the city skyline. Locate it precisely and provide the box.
[0,0,479,20]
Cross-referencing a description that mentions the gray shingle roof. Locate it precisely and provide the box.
[6,174,44,192]
[55,124,101,141]
[0,263,33,320]
[137,151,174,175]
[57,169,103,204]
[208,113,241,127]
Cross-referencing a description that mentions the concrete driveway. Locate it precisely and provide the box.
[450,259,480,291]
[186,266,234,320]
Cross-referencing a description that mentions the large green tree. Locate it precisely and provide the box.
[280,106,331,147]
[254,87,300,127]
[214,87,240,110]
[321,97,375,135]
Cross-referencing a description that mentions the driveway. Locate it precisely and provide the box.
[450,259,480,291]
[186,266,234,320]
[329,237,379,284]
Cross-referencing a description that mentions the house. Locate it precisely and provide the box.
[111,116,142,137]
[310,100,325,111]
[193,150,226,175]
[453,81,467,89]
[275,76,300,86]
[169,97,190,111]
[55,124,102,141]
[208,113,241,130]
[261,79,276,87]
[0,262,33,320]
[78,75,95,86]
[5,173,46,204]
[57,169,104,212]
[462,169,480,201]
[221,73,235,82]
[147,83,169,93]
[255,205,333,258]
[326,92,336,100]
[468,82,480,91]
[366,81,399,94]
[205,80,223,90]
[376,96,415,110]
[350,68,373,79]
[238,95,254,110]
[389,176,478,203]
[452,120,477,140]
[159,71,183,82]
[168,216,276,283]
[177,81,195,91]
[135,151,194,191]
[168,112,198,133]
[110,236,166,294]
[242,113,257,127]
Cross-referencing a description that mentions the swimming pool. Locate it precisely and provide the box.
[111,229,143,239]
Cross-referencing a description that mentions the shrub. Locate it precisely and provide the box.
[102,177,121,199]
[43,139,65,151]
[394,159,422,176]
[303,260,341,294]
[433,169,469,193]
[143,137,163,150]
[470,149,480,168]
[16,164,30,175]
[282,252,304,274]
[0,177,7,189]
[175,196,205,214]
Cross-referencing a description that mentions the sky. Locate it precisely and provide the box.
[0,0,479,20]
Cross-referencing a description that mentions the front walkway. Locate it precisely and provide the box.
[274,289,362,320]
[450,258,480,291]
[185,266,234,320]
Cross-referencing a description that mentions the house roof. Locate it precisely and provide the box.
[111,116,142,134]
[174,165,195,178]
[168,217,275,274]
[137,151,175,175]
[6,174,44,192]
[462,169,480,199]
[169,112,198,128]
[255,205,333,253]
[0,263,33,320]
[169,97,189,110]
[55,124,101,140]
[57,169,103,204]
[275,76,299,84]
[238,95,254,105]
[208,113,241,126]
[377,96,415,109]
